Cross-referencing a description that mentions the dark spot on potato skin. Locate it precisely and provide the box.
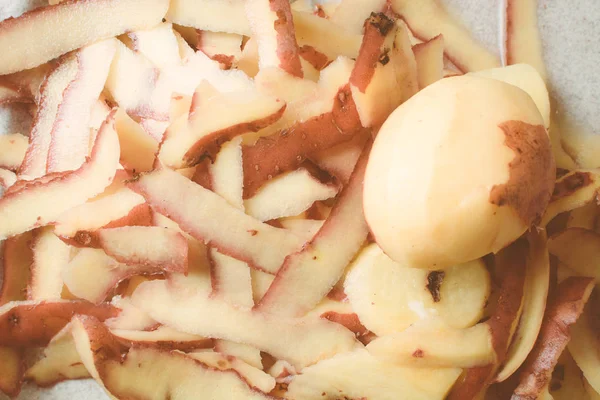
[368,12,395,36]
[412,349,425,358]
[549,364,565,392]
[489,121,556,226]
[551,171,593,201]
[426,271,445,303]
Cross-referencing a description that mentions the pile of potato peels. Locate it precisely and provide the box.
[0,0,598,399]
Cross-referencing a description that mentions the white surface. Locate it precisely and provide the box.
[0,0,599,399]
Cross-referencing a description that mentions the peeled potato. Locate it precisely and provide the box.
[344,244,490,336]
[364,75,555,269]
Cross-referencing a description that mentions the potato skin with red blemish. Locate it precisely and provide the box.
[364,75,554,270]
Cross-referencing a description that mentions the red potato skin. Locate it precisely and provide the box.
[505,0,518,67]
[321,312,375,345]
[448,241,528,400]
[0,301,119,347]
[241,11,394,197]
[512,277,595,399]
[180,102,287,167]
[0,233,34,305]
[196,31,235,70]
[191,159,214,190]
[0,347,24,397]
[241,84,365,198]
[5,171,70,197]
[0,78,32,105]
[269,0,304,78]
[0,233,33,398]
[349,12,396,93]
[298,45,331,70]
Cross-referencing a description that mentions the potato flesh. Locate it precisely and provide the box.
[0,1,598,399]
[345,244,490,336]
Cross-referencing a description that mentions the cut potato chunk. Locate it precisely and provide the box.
[129,166,303,274]
[131,276,360,369]
[0,0,169,75]
[286,349,461,400]
[0,300,118,347]
[0,110,120,240]
[345,244,490,336]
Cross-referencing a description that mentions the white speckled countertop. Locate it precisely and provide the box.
[0,0,598,399]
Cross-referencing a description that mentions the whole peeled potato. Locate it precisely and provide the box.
[363,75,555,270]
